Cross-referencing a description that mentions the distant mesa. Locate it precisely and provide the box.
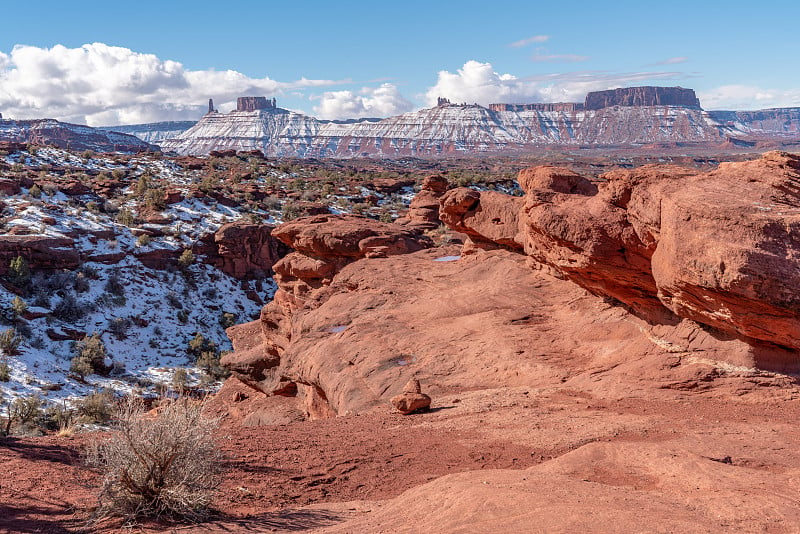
[237,96,277,112]
[583,86,701,110]
[489,87,701,112]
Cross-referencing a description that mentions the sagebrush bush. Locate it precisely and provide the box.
[2,394,43,436]
[178,249,195,269]
[70,333,108,379]
[8,256,30,288]
[86,396,223,522]
[0,328,22,355]
[53,293,88,321]
[76,389,117,424]
[0,361,10,382]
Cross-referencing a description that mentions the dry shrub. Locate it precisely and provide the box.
[86,396,224,523]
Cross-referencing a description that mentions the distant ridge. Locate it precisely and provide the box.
[157,86,800,157]
[0,118,157,152]
[100,121,198,144]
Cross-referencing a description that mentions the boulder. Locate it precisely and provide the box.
[390,379,432,415]
[273,214,432,260]
[439,188,524,250]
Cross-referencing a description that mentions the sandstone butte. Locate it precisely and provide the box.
[211,152,800,532]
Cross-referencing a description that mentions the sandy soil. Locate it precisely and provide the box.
[3,381,800,533]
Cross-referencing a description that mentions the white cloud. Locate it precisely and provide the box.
[530,54,589,63]
[509,35,550,48]
[424,60,689,106]
[0,43,348,125]
[651,56,688,65]
[698,85,800,110]
[313,83,413,120]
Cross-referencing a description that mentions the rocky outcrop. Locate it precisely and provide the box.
[458,152,800,351]
[222,214,434,417]
[209,221,287,279]
[439,188,523,251]
[0,235,81,275]
[403,175,448,230]
[584,87,701,110]
[237,97,276,111]
[646,152,800,349]
[217,152,800,428]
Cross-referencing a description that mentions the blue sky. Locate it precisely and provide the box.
[1,0,799,124]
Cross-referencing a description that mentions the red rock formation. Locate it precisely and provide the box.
[0,179,21,196]
[584,86,701,110]
[439,188,523,250]
[404,175,448,230]
[134,248,181,270]
[222,215,433,417]
[236,96,276,112]
[210,221,287,279]
[0,235,80,275]
[217,153,800,429]
[514,152,800,350]
[390,379,432,415]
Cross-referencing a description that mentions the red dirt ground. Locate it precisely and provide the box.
[3,385,800,533]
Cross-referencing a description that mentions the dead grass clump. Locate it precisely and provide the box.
[85,396,224,523]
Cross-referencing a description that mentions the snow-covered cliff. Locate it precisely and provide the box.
[159,103,738,157]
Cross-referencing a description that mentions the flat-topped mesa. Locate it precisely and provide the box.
[488,103,585,112]
[584,86,701,110]
[236,96,277,112]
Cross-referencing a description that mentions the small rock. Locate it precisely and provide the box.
[391,378,431,415]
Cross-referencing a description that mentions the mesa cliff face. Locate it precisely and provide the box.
[220,153,800,422]
[584,86,701,109]
[161,103,729,157]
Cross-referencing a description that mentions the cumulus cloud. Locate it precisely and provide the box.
[698,85,800,110]
[509,35,550,48]
[424,60,689,106]
[312,83,413,120]
[0,43,348,125]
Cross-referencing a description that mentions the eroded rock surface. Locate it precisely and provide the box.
[515,152,800,351]
[210,221,287,279]
[222,214,434,417]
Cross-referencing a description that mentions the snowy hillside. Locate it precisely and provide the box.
[0,146,276,409]
[101,121,197,144]
[159,102,800,157]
